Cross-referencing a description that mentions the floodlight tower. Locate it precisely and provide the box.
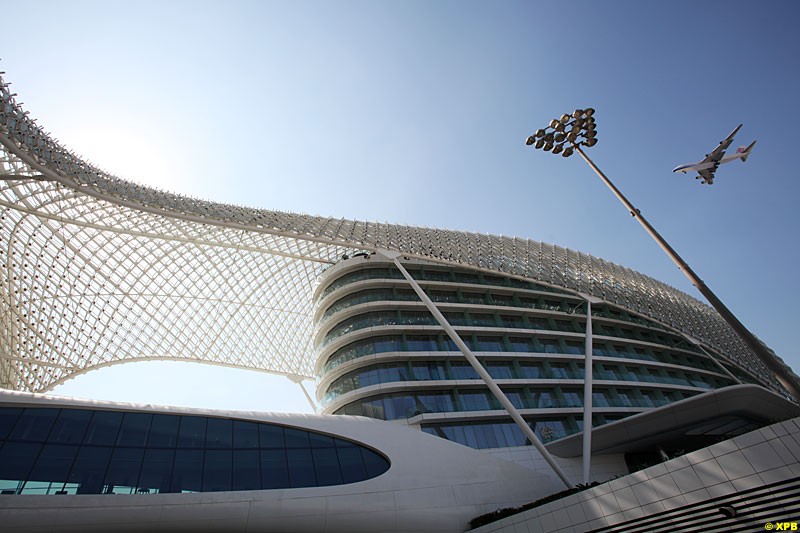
[525,109,800,402]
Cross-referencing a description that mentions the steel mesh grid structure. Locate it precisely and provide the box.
[0,74,792,394]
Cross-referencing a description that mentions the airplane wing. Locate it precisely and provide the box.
[693,124,742,184]
[698,167,715,185]
[698,124,742,167]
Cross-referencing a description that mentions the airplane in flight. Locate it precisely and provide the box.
[672,124,756,185]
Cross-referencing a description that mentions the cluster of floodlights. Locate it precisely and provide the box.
[525,108,597,157]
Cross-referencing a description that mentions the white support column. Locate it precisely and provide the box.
[383,251,573,489]
[288,375,318,413]
[582,300,593,484]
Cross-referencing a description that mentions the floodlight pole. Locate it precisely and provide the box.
[572,143,800,401]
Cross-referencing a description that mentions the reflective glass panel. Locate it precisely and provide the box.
[0,441,42,492]
[115,413,152,447]
[9,408,59,442]
[259,424,285,448]
[312,448,343,486]
[205,418,232,449]
[260,449,289,489]
[202,449,232,492]
[171,449,203,493]
[177,416,206,448]
[83,411,123,446]
[232,449,260,490]
[287,448,316,487]
[362,448,390,477]
[48,409,92,444]
[0,408,22,440]
[69,446,113,494]
[284,428,310,448]
[336,446,367,484]
[232,421,259,449]
[25,444,78,493]
[137,448,173,494]
[103,447,144,494]
[148,415,179,448]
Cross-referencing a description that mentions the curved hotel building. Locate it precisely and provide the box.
[313,256,752,451]
[1,71,800,531]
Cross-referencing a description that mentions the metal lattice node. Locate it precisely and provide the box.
[0,73,795,395]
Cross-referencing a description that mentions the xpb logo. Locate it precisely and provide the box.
[765,523,799,531]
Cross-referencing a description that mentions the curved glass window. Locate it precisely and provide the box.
[320,287,581,324]
[332,386,690,421]
[421,418,572,449]
[320,310,437,348]
[0,407,389,495]
[319,309,590,350]
[322,288,419,321]
[318,266,569,301]
[322,332,606,374]
[320,268,404,298]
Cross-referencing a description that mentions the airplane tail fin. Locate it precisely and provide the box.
[736,140,757,162]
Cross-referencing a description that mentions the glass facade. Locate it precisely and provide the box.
[421,418,572,447]
[321,359,727,405]
[333,387,690,420]
[318,266,564,301]
[315,260,749,450]
[0,407,389,495]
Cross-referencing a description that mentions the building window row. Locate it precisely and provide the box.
[321,359,730,404]
[320,310,717,376]
[319,309,598,350]
[420,418,572,448]
[321,332,729,380]
[319,294,716,365]
[319,266,567,301]
[331,386,695,421]
[420,412,637,449]
[0,407,389,495]
[321,333,588,373]
[320,287,576,324]
[319,283,697,352]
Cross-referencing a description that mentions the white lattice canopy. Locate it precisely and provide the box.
[0,74,792,394]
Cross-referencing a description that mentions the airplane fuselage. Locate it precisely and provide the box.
[673,161,716,173]
[673,148,754,174]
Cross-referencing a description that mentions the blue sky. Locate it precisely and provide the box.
[2,1,799,413]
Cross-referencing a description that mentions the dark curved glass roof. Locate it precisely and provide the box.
[0,406,389,495]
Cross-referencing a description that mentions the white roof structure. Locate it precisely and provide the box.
[0,74,791,394]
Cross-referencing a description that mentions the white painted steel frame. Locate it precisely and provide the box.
[0,73,794,398]
[582,301,593,484]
